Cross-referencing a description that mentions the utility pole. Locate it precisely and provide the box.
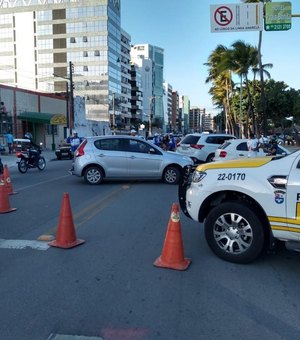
[112,92,116,134]
[53,61,74,136]
[69,61,74,135]
[149,96,154,136]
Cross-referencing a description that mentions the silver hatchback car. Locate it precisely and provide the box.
[70,135,193,185]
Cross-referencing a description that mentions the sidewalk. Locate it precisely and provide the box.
[0,149,56,168]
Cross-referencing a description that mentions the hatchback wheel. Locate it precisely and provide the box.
[163,166,180,184]
[84,166,104,185]
[205,201,265,264]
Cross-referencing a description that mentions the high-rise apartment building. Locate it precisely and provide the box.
[131,44,164,128]
[179,95,190,135]
[0,0,123,129]
[130,64,143,125]
[119,28,132,127]
[163,82,173,132]
[189,107,201,132]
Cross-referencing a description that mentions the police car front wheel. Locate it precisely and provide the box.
[204,201,265,264]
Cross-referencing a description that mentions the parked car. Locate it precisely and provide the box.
[69,135,193,185]
[55,143,73,160]
[176,133,236,163]
[213,138,290,162]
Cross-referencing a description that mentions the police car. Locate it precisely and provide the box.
[179,150,300,264]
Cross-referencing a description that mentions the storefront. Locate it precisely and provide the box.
[17,112,67,150]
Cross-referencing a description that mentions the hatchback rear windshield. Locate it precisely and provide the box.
[219,141,232,150]
[205,135,235,144]
[181,135,201,144]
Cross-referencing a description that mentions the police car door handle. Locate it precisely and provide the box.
[238,154,245,156]
[130,155,136,159]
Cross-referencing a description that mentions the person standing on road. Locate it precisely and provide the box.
[5,130,14,154]
[69,130,81,154]
[153,133,162,147]
[168,134,177,151]
[247,133,258,158]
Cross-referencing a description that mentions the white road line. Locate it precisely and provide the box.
[16,174,69,191]
[0,239,50,250]
[47,334,103,340]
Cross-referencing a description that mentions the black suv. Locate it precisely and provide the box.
[55,143,73,160]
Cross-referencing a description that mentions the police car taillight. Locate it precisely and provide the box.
[75,140,87,157]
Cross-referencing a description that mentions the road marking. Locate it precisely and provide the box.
[38,185,130,239]
[0,239,50,251]
[17,174,70,191]
[47,334,103,340]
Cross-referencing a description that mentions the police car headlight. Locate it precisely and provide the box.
[192,170,207,183]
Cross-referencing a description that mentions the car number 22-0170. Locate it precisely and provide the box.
[217,173,246,181]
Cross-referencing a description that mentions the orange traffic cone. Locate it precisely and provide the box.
[49,192,85,249]
[154,203,191,271]
[0,179,17,213]
[2,165,17,195]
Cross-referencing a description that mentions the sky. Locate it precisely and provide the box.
[121,0,300,115]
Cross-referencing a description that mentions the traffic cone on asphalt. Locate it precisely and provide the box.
[0,179,17,213]
[153,203,191,271]
[2,165,17,195]
[49,192,85,249]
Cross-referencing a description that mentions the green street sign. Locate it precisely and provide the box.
[265,2,292,31]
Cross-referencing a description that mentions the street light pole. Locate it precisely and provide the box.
[53,61,75,135]
[69,61,74,135]
[112,92,116,131]
[148,96,155,136]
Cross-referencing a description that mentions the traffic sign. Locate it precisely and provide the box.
[210,3,263,33]
[265,2,292,31]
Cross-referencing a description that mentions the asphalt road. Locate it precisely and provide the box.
[1,159,300,340]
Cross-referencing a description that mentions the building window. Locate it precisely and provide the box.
[83,66,88,71]
[94,50,100,56]
[83,36,88,42]
[83,51,88,57]
[70,37,76,43]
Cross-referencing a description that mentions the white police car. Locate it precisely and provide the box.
[179,149,300,263]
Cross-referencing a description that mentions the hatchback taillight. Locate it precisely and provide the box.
[75,140,87,157]
[219,150,227,158]
[190,144,204,149]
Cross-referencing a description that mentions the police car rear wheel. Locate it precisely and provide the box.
[205,201,265,264]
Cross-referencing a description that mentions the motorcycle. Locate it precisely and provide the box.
[16,148,46,173]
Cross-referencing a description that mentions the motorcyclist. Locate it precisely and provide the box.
[24,132,41,165]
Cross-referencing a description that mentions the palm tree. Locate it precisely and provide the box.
[204,45,236,134]
[252,63,272,81]
[220,40,259,136]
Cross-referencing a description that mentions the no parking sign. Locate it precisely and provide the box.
[210,3,263,32]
